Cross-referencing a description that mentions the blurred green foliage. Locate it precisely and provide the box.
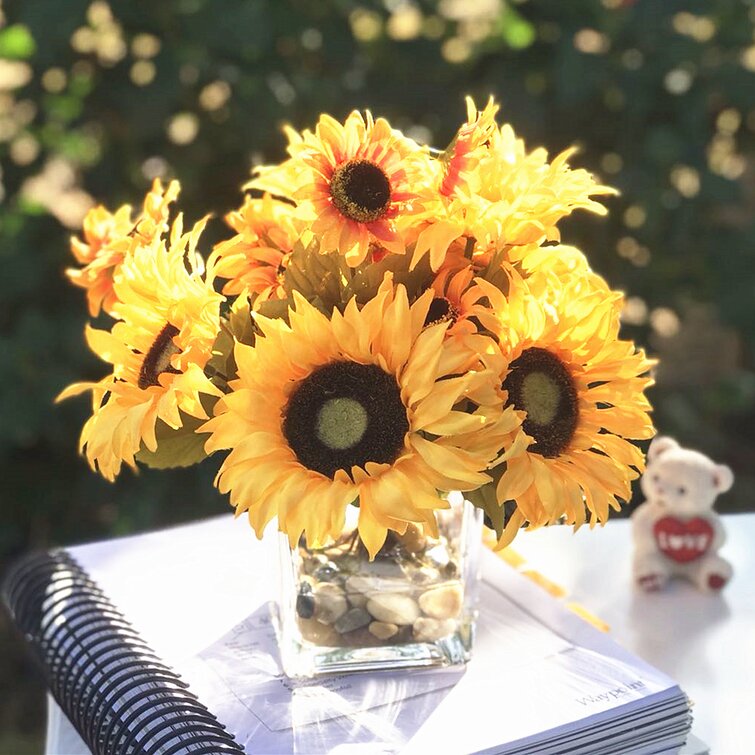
[1,0,754,742]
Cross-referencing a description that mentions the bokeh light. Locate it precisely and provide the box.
[1,2,754,747]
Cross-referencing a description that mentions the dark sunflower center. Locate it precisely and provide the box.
[502,347,578,458]
[424,296,459,327]
[138,323,181,389]
[283,361,409,478]
[330,159,391,223]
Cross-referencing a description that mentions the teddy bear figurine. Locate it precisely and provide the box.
[631,436,733,592]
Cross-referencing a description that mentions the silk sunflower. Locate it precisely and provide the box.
[211,193,299,303]
[203,277,512,558]
[473,272,655,548]
[67,179,180,317]
[250,111,430,267]
[421,261,508,379]
[509,242,615,308]
[437,96,500,198]
[58,216,224,481]
[410,98,615,271]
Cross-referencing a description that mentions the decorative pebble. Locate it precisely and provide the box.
[298,617,340,647]
[345,575,373,595]
[334,607,372,634]
[369,621,399,640]
[418,583,463,619]
[313,583,348,625]
[296,590,316,619]
[296,522,467,650]
[347,591,368,608]
[345,575,414,596]
[314,562,340,582]
[443,560,458,578]
[413,617,456,642]
[339,627,383,648]
[366,593,420,625]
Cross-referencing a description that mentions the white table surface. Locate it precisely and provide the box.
[45,513,754,754]
[509,513,755,755]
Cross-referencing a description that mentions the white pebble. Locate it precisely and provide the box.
[367,593,420,625]
[418,583,463,619]
[369,621,399,640]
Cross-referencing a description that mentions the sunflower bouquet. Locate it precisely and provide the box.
[61,97,653,669]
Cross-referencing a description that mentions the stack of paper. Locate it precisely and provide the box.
[51,516,692,754]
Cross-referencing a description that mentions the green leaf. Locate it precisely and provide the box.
[0,25,37,59]
[135,411,214,470]
[283,237,347,313]
[464,462,525,540]
[206,296,255,385]
[229,300,253,342]
[344,252,434,306]
[482,249,512,293]
[465,482,507,538]
[255,297,291,321]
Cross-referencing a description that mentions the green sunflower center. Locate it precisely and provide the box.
[330,159,391,223]
[316,398,368,450]
[138,323,181,389]
[520,372,560,425]
[424,296,459,327]
[283,361,409,478]
[503,347,578,458]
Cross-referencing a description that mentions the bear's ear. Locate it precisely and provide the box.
[647,436,679,462]
[713,464,734,493]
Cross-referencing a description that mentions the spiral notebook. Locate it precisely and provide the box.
[3,515,695,755]
[4,550,243,755]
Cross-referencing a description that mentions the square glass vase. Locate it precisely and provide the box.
[275,493,483,678]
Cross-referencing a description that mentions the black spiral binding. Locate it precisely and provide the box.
[2,550,245,755]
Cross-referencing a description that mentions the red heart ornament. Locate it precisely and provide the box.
[653,516,714,563]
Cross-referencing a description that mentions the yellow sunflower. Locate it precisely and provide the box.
[409,98,615,271]
[508,242,614,305]
[473,271,655,548]
[57,216,224,480]
[249,111,430,267]
[202,276,515,558]
[67,179,180,316]
[210,193,299,303]
[422,260,509,379]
